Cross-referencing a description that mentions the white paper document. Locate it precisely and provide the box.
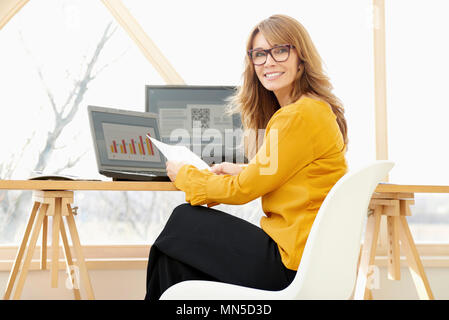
[147,135,211,171]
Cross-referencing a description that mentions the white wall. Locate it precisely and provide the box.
[0,268,146,300]
[1,266,448,300]
[373,267,449,300]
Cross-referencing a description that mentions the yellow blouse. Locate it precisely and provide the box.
[174,96,348,270]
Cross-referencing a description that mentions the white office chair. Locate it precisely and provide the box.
[160,160,395,300]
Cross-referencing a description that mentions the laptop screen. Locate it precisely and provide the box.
[88,106,166,173]
[145,85,247,164]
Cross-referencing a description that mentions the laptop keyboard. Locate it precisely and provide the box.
[108,169,164,176]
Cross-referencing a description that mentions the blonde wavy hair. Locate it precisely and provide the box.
[228,14,348,160]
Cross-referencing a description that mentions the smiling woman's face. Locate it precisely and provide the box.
[251,32,300,106]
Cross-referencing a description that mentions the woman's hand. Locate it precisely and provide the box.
[166,161,187,182]
[210,162,244,176]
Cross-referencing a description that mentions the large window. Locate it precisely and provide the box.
[385,0,449,241]
[122,0,376,169]
[0,0,391,244]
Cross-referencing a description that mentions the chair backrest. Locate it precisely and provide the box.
[283,160,394,299]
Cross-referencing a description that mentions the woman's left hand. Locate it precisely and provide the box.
[166,161,187,182]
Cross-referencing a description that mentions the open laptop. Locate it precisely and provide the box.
[88,105,170,181]
[145,85,248,164]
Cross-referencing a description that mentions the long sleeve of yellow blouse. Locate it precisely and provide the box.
[174,97,347,270]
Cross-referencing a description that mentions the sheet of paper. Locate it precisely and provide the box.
[147,135,211,171]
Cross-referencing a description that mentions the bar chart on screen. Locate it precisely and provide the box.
[102,123,161,162]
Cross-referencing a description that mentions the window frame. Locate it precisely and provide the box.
[1,243,449,271]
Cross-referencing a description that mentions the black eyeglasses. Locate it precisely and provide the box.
[248,44,295,66]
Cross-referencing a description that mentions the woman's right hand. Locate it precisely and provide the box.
[210,162,244,176]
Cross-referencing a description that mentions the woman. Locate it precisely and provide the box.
[145,14,348,300]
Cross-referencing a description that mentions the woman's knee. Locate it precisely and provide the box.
[167,203,196,225]
[171,203,193,219]
[172,203,191,214]
[155,203,196,245]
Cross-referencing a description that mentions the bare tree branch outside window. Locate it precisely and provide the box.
[0,22,122,242]
[0,8,264,245]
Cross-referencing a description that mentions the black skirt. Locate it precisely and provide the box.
[145,203,296,300]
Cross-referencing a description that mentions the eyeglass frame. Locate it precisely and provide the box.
[247,44,296,66]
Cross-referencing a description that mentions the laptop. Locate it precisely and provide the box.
[88,105,170,181]
[145,85,248,164]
